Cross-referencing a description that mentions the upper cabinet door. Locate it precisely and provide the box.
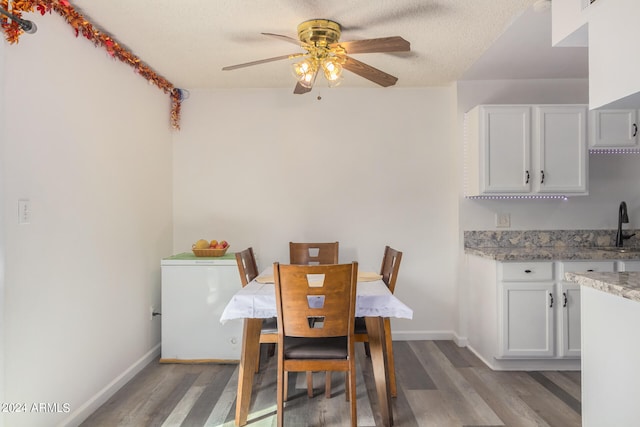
[534,106,588,194]
[480,106,531,194]
[589,109,639,148]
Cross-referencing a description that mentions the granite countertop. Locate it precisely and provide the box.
[565,271,640,303]
[464,246,640,262]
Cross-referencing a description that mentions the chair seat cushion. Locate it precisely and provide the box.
[284,336,348,359]
[354,317,367,334]
[261,317,278,334]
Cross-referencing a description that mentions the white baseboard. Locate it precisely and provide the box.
[452,333,468,347]
[466,344,581,371]
[392,330,457,341]
[58,343,161,427]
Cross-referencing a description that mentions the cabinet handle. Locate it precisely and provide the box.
[540,170,545,184]
[525,170,530,184]
[524,269,532,273]
[549,293,554,308]
[563,292,568,307]
[633,123,638,137]
[587,269,594,272]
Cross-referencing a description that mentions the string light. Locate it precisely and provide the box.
[589,148,640,154]
[465,195,570,200]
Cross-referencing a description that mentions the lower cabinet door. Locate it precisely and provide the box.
[499,282,555,357]
[558,283,581,358]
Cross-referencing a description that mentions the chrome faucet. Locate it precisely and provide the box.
[616,201,636,247]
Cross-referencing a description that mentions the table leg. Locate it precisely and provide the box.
[365,316,393,427]
[383,317,397,398]
[235,318,262,426]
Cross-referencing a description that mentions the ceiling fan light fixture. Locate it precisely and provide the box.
[298,69,317,88]
[322,58,343,82]
[292,58,318,88]
[222,18,408,95]
[292,59,312,76]
[292,59,318,88]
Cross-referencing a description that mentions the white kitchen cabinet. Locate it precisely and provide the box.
[534,106,588,194]
[498,262,555,358]
[499,281,555,357]
[160,253,243,362]
[558,282,582,357]
[464,105,588,197]
[465,106,531,194]
[556,260,615,358]
[588,0,640,109]
[498,259,613,360]
[589,109,639,149]
[465,256,618,369]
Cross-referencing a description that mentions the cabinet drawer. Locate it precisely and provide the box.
[501,262,553,281]
[561,261,615,275]
[618,261,640,272]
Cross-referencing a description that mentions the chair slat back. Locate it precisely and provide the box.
[274,262,357,338]
[380,246,402,294]
[236,247,259,287]
[289,242,339,265]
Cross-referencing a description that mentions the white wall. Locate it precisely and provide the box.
[173,87,459,339]
[2,14,173,427]
[0,28,6,422]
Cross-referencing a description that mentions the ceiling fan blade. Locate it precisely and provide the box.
[261,32,307,47]
[293,82,312,94]
[331,36,410,54]
[342,56,398,87]
[222,53,304,71]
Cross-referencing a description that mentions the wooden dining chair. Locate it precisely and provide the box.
[354,246,402,397]
[289,241,339,392]
[289,241,339,265]
[273,262,358,427]
[235,247,278,373]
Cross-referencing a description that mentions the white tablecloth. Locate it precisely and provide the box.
[220,269,413,323]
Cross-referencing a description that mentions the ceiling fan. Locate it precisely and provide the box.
[222,19,410,94]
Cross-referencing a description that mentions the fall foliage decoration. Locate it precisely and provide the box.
[0,0,182,129]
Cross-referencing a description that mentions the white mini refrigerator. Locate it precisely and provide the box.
[160,252,243,362]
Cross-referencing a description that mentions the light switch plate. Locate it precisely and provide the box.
[496,213,510,228]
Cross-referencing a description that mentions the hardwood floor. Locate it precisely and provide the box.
[81,341,581,426]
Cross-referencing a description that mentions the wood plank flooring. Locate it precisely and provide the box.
[81,341,581,426]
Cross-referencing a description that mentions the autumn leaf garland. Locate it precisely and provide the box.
[0,0,182,129]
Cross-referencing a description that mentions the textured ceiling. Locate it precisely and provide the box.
[60,0,586,92]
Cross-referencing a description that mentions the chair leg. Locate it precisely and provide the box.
[345,372,349,401]
[277,364,284,427]
[306,371,314,398]
[348,364,357,427]
[255,344,261,374]
[325,371,332,398]
[284,371,289,402]
[364,341,371,357]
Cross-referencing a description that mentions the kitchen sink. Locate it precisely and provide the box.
[599,247,640,253]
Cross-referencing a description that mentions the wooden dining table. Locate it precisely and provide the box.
[220,266,413,426]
